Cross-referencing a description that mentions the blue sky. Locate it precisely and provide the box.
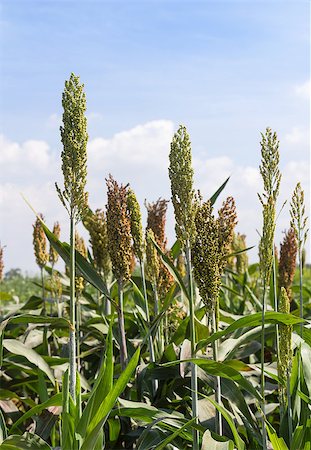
[0,0,309,272]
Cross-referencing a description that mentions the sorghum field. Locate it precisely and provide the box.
[0,74,310,450]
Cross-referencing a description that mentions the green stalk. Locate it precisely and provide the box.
[185,240,199,450]
[69,214,76,403]
[260,282,267,450]
[298,245,303,337]
[117,279,128,371]
[76,294,81,373]
[140,262,158,393]
[41,267,50,356]
[211,308,222,435]
[152,281,163,356]
[286,369,293,446]
[272,248,280,359]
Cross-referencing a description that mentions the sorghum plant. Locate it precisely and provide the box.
[127,190,157,378]
[49,221,61,268]
[0,243,4,282]
[278,228,297,302]
[106,174,132,370]
[277,287,293,440]
[290,182,309,336]
[193,197,237,435]
[55,73,88,403]
[258,127,281,449]
[33,214,49,312]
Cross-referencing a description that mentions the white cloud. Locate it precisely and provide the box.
[0,122,310,274]
[284,126,309,145]
[295,80,311,99]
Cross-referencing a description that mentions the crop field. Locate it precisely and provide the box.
[0,74,310,450]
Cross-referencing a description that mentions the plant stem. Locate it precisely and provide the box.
[272,248,280,360]
[41,268,50,356]
[117,278,128,371]
[261,282,267,450]
[286,369,292,447]
[76,294,81,373]
[299,246,303,337]
[185,240,199,450]
[69,214,76,403]
[152,281,163,356]
[140,262,158,393]
[211,308,222,436]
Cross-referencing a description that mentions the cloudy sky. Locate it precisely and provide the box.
[0,0,310,274]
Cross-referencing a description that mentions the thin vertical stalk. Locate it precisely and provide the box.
[185,240,199,450]
[261,282,267,450]
[140,262,158,393]
[41,268,50,356]
[211,310,222,435]
[272,248,280,358]
[152,282,163,356]
[286,370,293,446]
[76,295,81,373]
[69,214,76,403]
[298,245,303,337]
[117,279,128,371]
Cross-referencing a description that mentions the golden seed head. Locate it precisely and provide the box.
[106,175,132,282]
[290,182,309,252]
[145,229,159,284]
[83,208,111,279]
[169,125,196,247]
[56,73,88,223]
[278,228,298,301]
[192,200,221,311]
[50,272,62,299]
[33,214,48,269]
[127,189,144,262]
[49,221,61,265]
[145,198,169,251]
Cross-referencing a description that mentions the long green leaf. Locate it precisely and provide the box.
[77,320,114,436]
[210,177,230,205]
[200,394,245,450]
[3,339,55,385]
[10,394,62,433]
[150,237,189,302]
[201,430,234,450]
[196,312,304,351]
[155,417,196,450]
[79,348,140,450]
[0,433,52,449]
[162,358,261,401]
[40,221,110,298]
[265,421,289,450]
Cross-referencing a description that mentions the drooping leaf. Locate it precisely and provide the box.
[0,433,52,449]
[3,339,55,385]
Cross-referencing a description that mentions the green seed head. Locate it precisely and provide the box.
[127,189,144,262]
[146,229,159,284]
[290,182,309,253]
[33,214,48,269]
[169,125,196,247]
[258,127,281,285]
[106,175,132,282]
[56,73,88,223]
[193,200,221,311]
[83,208,111,279]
